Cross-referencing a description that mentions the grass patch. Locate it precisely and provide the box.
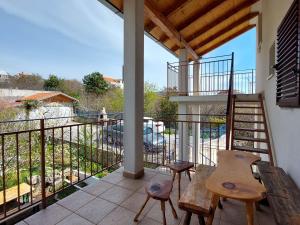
[56,185,78,200]
[144,162,159,169]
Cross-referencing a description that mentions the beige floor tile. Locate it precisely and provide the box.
[179,214,219,225]
[76,198,117,224]
[100,185,133,204]
[117,178,148,191]
[145,200,183,225]
[141,170,157,181]
[256,205,276,225]
[24,203,72,225]
[57,190,95,212]
[121,192,156,216]
[114,167,124,173]
[98,206,138,225]
[15,221,28,225]
[101,171,125,184]
[219,199,255,225]
[137,185,147,194]
[151,173,173,183]
[138,216,163,225]
[56,213,94,225]
[82,180,113,196]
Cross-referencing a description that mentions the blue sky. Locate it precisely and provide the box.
[0,0,256,88]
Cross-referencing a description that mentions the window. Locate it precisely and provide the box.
[276,0,300,107]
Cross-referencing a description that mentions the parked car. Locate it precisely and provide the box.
[143,117,165,133]
[103,123,166,152]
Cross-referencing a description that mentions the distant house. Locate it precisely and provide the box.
[103,76,123,89]
[0,71,10,85]
[16,92,78,120]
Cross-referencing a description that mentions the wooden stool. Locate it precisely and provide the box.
[134,180,178,225]
[167,161,194,199]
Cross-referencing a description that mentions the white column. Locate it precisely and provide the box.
[178,48,189,161]
[192,61,200,163]
[193,61,199,96]
[178,48,188,95]
[178,103,189,161]
[123,0,144,178]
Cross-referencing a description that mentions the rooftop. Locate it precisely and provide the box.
[18,92,78,103]
[16,167,276,225]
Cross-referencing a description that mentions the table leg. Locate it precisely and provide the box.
[206,194,220,225]
[134,195,150,222]
[161,200,167,225]
[183,212,192,225]
[187,170,191,181]
[172,171,176,182]
[178,172,181,199]
[246,201,254,225]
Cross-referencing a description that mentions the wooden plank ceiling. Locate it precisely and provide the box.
[104,0,259,60]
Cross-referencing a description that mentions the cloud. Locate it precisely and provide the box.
[0,0,123,51]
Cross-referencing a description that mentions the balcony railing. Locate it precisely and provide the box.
[0,115,226,222]
[167,54,255,95]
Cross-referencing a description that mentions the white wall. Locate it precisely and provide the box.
[256,0,300,186]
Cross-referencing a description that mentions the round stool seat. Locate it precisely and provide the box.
[146,179,173,201]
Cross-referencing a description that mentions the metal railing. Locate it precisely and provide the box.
[0,118,123,221]
[226,53,235,150]
[0,115,226,222]
[142,118,226,168]
[167,54,255,95]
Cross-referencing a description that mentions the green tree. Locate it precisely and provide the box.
[83,72,109,95]
[144,82,160,116]
[9,73,44,90]
[59,79,83,99]
[155,95,178,122]
[44,75,60,90]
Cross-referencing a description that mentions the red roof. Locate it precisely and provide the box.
[19,92,78,103]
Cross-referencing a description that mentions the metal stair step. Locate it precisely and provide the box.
[234,113,263,116]
[232,145,269,154]
[235,106,261,109]
[234,127,265,132]
[234,136,267,142]
[234,120,264,124]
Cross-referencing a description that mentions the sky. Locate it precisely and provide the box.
[0,0,256,89]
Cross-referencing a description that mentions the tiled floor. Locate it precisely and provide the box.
[17,167,276,225]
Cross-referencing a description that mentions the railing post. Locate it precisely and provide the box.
[252,69,254,94]
[40,119,46,209]
[225,52,234,150]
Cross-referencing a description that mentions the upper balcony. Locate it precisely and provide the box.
[166,54,256,104]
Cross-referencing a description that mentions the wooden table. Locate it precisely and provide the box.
[205,151,266,225]
[0,183,31,205]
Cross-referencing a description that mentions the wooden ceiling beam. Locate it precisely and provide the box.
[185,0,259,43]
[145,21,156,32]
[145,0,189,34]
[164,0,189,16]
[197,24,256,56]
[144,0,199,60]
[176,0,226,31]
[192,12,259,50]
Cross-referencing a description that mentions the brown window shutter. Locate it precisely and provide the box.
[276,0,300,107]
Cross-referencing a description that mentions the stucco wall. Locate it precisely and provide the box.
[256,0,300,186]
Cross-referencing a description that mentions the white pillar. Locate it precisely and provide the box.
[193,61,199,96]
[123,0,144,178]
[178,103,189,161]
[177,48,189,161]
[178,48,188,95]
[192,61,200,163]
